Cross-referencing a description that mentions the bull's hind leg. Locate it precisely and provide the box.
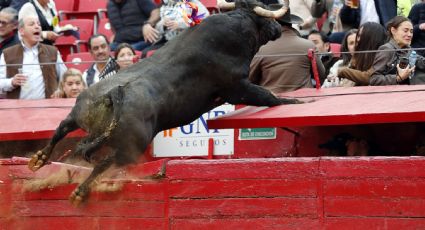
[69,154,114,206]
[28,115,79,171]
[223,79,303,106]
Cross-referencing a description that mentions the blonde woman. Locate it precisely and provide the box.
[53,68,86,98]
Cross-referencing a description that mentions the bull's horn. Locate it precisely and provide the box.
[217,0,235,10]
[254,0,289,18]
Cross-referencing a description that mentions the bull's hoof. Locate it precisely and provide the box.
[28,150,48,172]
[69,188,87,207]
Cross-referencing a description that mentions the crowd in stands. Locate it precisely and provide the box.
[0,0,425,99]
[252,0,425,91]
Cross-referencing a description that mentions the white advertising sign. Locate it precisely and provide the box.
[153,104,235,157]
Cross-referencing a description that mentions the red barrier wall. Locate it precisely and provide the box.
[1,157,425,229]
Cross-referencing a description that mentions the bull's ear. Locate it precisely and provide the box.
[217,0,235,10]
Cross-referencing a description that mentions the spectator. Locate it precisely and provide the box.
[107,0,160,52]
[10,0,27,12]
[0,15,66,99]
[155,0,209,48]
[337,22,387,85]
[398,0,414,17]
[115,42,137,69]
[370,16,425,85]
[249,4,326,93]
[0,0,11,11]
[95,43,138,80]
[311,0,353,43]
[307,29,339,76]
[408,2,425,56]
[322,28,357,87]
[52,68,86,98]
[339,0,397,29]
[83,34,113,87]
[0,7,19,54]
[18,0,60,45]
[289,0,317,36]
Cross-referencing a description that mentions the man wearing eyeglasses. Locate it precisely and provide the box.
[0,7,19,55]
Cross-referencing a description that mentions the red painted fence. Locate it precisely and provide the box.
[1,157,425,229]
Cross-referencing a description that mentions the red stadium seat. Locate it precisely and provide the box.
[65,52,94,73]
[199,0,219,14]
[316,12,327,32]
[97,18,114,41]
[330,43,342,58]
[61,0,107,29]
[56,0,77,20]
[55,19,94,58]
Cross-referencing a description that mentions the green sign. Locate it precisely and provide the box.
[239,128,276,140]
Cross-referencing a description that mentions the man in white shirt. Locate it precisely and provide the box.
[82,34,112,87]
[0,15,66,99]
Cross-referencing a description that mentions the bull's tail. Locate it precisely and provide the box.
[75,85,126,161]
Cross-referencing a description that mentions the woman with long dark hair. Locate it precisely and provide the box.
[337,22,388,86]
[322,28,357,87]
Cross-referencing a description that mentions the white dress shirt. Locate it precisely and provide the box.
[82,64,101,86]
[0,43,67,99]
[359,0,380,25]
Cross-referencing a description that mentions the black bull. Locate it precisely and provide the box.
[28,1,302,205]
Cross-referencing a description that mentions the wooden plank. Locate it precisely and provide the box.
[6,217,99,230]
[171,218,320,230]
[9,217,166,230]
[324,179,425,198]
[98,217,166,230]
[0,99,84,141]
[0,183,11,217]
[325,217,425,230]
[169,179,318,198]
[125,159,168,178]
[13,200,165,218]
[321,157,425,178]
[0,98,75,109]
[166,158,319,180]
[208,85,425,129]
[325,197,425,217]
[169,198,318,218]
[13,181,165,201]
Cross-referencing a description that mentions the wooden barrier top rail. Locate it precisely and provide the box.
[208,85,425,129]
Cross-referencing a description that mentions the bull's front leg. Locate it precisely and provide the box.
[29,116,79,171]
[222,79,303,106]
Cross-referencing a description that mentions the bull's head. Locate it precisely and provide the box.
[217,0,289,46]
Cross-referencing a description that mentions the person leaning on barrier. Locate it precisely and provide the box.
[0,7,19,55]
[249,4,326,94]
[0,15,66,99]
[370,16,425,85]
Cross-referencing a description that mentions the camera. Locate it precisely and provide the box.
[399,57,409,69]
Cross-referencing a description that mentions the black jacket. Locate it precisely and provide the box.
[107,0,156,44]
[339,0,396,28]
[409,3,425,57]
